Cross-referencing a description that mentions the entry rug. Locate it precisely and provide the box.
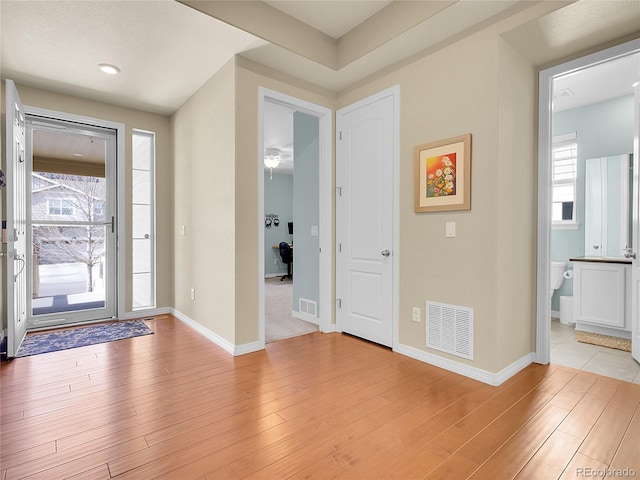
[16,320,154,357]
[577,331,631,353]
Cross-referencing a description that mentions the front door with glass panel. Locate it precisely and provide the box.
[27,117,117,328]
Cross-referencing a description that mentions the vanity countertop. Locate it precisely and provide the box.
[569,256,632,264]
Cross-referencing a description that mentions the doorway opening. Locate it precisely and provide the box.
[23,109,124,331]
[258,88,333,347]
[537,38,640,381]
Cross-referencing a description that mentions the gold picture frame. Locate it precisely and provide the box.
[414,133,471,213]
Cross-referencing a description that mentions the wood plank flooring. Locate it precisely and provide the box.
[1,315,639,479]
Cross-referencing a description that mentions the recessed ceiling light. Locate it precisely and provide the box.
[73,153,84,157]
[98,63,120,75]
[633,81,640,88]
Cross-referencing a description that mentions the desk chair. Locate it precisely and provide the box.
[279,242,293,281]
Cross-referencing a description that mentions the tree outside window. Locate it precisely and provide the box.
[33,173,106,293]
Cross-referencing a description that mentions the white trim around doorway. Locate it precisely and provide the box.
[536,38,640,364]
[257,88,334,349]
[23,105,126,323]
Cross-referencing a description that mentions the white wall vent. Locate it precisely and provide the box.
[299,298,318,317]
[426,301,473,360]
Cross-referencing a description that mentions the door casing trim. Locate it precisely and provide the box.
[257,88,334,348]
[24,105,126,323]
[536,38,640,364]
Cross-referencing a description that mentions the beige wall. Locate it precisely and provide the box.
[0,82,173,330]
[171,57,335,345]
[495,38,537,368]
[4,1,635,375]
[233,59,336,345]
[172,59,237,343]
[336,27,537,373]
[173,9,630,373]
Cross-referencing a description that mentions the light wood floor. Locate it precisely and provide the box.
[1,315,639,480]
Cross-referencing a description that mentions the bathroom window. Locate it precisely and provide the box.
[552,132,578,228]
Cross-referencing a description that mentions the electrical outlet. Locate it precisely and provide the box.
[180,225,186,236]
[190,288,195,300]
[274,259,278,264]
[412,307,421,323]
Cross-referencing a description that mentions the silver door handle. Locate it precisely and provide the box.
[381,250,390,257]
[103,216,115,233]
[623,250,636,259]
[592,244,599,250]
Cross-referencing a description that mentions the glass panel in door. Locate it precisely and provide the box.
[28,123,116,327]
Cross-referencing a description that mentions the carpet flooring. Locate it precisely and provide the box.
[265,277,318,342]
[16,320,154,357]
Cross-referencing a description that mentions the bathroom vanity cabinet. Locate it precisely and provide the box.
[570,257,632,338]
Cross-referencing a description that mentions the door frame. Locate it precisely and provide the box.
[257,88,333,347]
[24,105,126,326]
[535,38,640,364]
[335,86,400,348]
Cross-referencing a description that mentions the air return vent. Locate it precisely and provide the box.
[426,301,473,360]
[299,298,317,317]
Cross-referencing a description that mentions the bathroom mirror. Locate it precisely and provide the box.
[584,153,633,256]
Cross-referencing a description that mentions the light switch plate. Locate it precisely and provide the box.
[445,222,456,238]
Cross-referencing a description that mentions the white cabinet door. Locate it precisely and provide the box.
[574,262,626,329]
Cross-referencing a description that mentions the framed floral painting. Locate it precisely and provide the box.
[414,133,471,213]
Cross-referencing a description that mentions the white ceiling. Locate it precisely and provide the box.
[553,53,640,112]
[1,0,525,116]
[264,0,393,39]
[2,1,639,173]
[264,102,295,175]
[0,0,267,116]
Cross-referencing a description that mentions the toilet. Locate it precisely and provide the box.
[550,261,567,297]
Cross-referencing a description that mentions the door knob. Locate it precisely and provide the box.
[381,250,390,257]
[592,244,599,250]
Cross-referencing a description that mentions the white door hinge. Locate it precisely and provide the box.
[339,131,342,141]
[337,298,342,308]
[336,186,342,196]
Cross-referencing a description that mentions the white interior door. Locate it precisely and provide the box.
[337,88,397,347]
[631,82,640,364]
[5,80,28,357]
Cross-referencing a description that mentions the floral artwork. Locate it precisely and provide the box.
[414,133,471,212]
[426,153,456,197]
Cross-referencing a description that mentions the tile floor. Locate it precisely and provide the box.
[550,318,640,383]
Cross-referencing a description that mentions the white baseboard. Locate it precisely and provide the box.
[171,308,262,356]
[551,310,560,319]
[292,310,319,326]
[264,273,283,279]
[322,323,338,334]
[394,343,534,386]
